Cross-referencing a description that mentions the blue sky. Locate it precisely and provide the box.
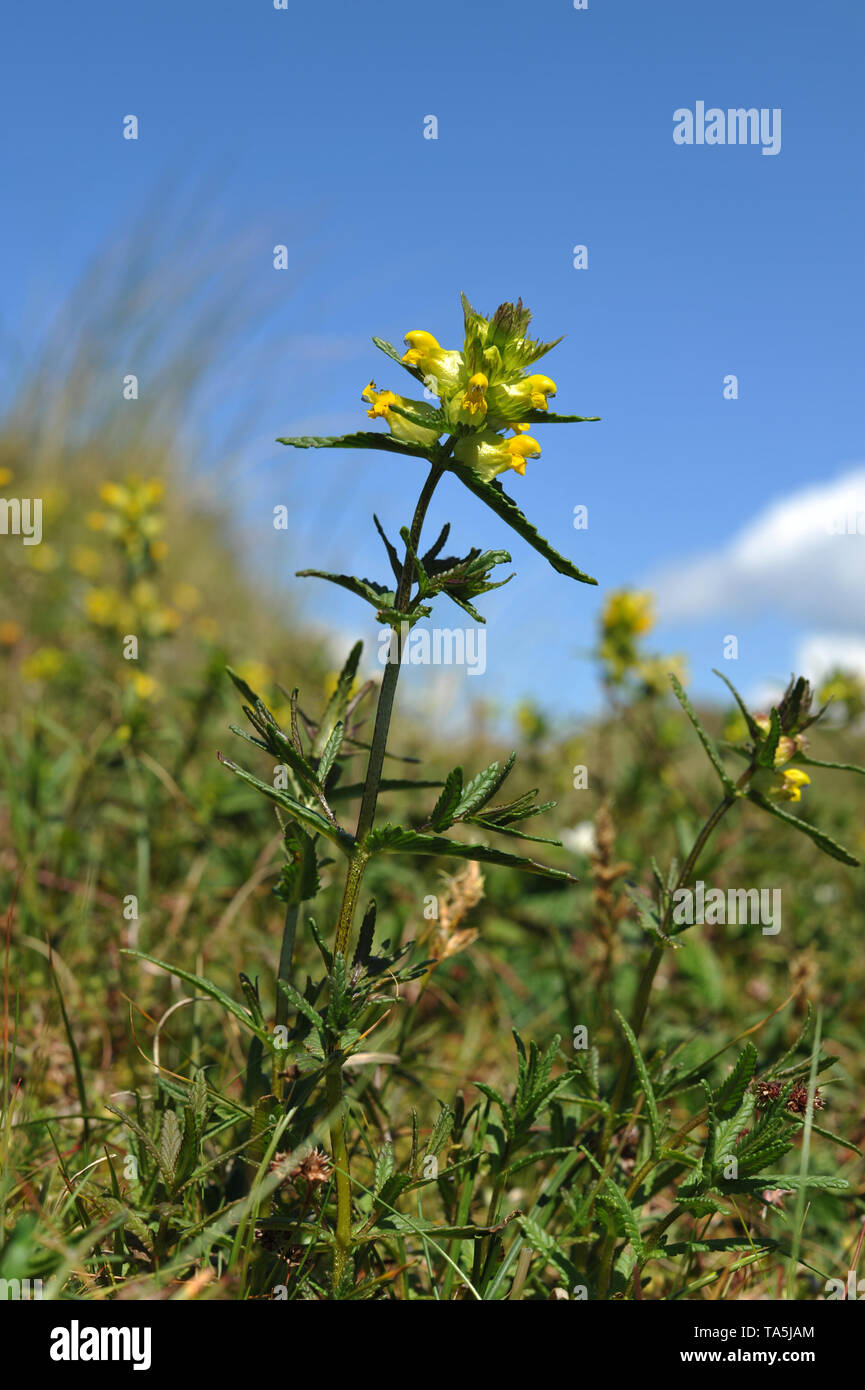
[3,0,863,724]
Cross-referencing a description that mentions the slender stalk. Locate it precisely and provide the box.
[325,453,448,1290]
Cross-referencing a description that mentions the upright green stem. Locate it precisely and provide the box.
[325,453,448,1290]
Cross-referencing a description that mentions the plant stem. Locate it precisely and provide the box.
[325,453,448,1290]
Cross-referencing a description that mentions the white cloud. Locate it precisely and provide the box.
[795,633,865,684]
[651,467,865,627]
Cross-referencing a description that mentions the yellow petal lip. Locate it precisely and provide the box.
[508,435,542,460]
[403,331,441,353]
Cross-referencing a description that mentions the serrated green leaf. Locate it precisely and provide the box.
[296,570,394,611]
[615,1010,661,1152]
[747,790,860,866]
[519,409,601,425]
[670,675,737,795]
[366,823,577,882]
[277,978,326,1035]
[713,1042,758,1117]
[373,1141,396,1197]
[448,460,597,585]
[217,755,353,852]
[318,721,344,785]
[120,950,270,1042]
[277,430,432,459]
[712,668,763,740]
[429,766,463,830]
[159,1110,182,1186]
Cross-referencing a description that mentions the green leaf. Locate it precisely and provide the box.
[318,721,345,786]
[452,756,515,820]
[519,409,601,425]
[159,1110,182,1188]
[448,460,597,586]
[663,1238,776,1257]
[712,668,763,741]
[429,766,463,830]
[120,951,270,1042]
[797,755,865,776]
[295,570,394,611]
[747,790,860,866]
[217,754,353,852]
[277,430,432,459]
[372,335,419,376]
[597,1176,645,1260]
[373,1141,396,1197]
[315,641,363,756]
[388,401,445,434]
[719,1174,849,1195]
[670,674,737,795]
[366,823,577,883]
[713,1043,758,1117]
[277,978,326,1035]
[755,707,782,769]
[615,1010,660,1152]
[425,1104,455,1158]
[625,884,678,948]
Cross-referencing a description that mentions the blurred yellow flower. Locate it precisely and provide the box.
[131,579,159,611]
[0,467,13,488]
[71,545,103,578]
[22,646,65,681]
[85,586,125,626]
[128,671,162,700]
[27,544,59,573]
[602,589,654,639]
[236,661,273,695]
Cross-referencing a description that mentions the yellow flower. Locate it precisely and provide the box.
[131,579,159,611]
[462,373,488,416]
[362,381,398,420]
[86,510,108,532]
[772,767,811,803]
[487,374,557,424]
[401,331,464,395]
[71,545,103,578]
[85,586,125,626]
[454,430,542,481]
[129,672,162,701]
[99,481,130,509]
[0,467,13,488]
[22,646,65,682]
[361,381,440,446]
[602,590,654,639]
